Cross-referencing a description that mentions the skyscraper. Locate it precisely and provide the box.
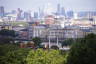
[24,12,29,20]
[57,4,61,15]
[56,3,66,16]
[24,11,32,21]
[34,12,38,19]
[38,7,44,18]
[16,8,22,20]
[67,10,74,18]
[61,7,66,16]
[0,6,5,18]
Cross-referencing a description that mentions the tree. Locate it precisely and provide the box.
[62,38,74,47]
[26,49,66,64]
[0,29,17,43]
[4,48,31,64]
[32,37,42,47]
[0,29,16,37]
[67,33,96,64]
[0,44,31,64]
[0,44,19,64]
[51,45,59,50]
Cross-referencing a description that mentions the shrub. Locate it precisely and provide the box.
[4,48,31,64]
[0,44,31,64]
[67,33,96,64]
[26,49,66,64]
[51,45,59,50]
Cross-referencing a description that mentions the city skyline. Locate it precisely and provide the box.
[0,0,96,12]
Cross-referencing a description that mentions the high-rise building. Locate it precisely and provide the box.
[77,11,96,18]
[24,12,29,20]
[38,7,44,18]
[24,12,32,21]
[34,12,38,19]
[11,10,16,14]
[0,6,5,18]
[57,4,61,15]
[16,8,22,20]
[67,10,74,18]
[61,7,66,16]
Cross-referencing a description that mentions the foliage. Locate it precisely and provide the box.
[62,38,74,47]
[51,45,59,50]
[0,29,16,37]
[0,44,19,64]
[0,44,31,64]
[0,44,19,56]
[0,43,68,64]
[0,29,17,43]
[4,48,31,64]
[26,49,66,64]
[0,37,14,43]
[67,33,96,64]
[32,37,42,47]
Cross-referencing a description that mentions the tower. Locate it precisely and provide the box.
[57,4,61,15]
[38,7,44,18]
[61,7,66,16]
[16,8,22,20]
[67,10,74,18]
[0,6,5,18]
[34,12,38,19]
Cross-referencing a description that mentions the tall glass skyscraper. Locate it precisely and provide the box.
[0,6,5,18]
[57,4,61,15]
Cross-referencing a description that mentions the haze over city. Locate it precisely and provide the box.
[0,0,96,12]
[0,0,96,64]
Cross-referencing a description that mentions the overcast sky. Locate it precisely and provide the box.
[0,0,96,12]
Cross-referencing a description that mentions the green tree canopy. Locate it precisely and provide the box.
[32,37,42,47]
[0,29,16,37]
[26,49,66,64]
[0,44,19,64]
[67,33,96,64]
[0,29,17,43]
[62,38,74,46]
[0,44,31,64]
[51,45,59,50]
[4,48,31,64]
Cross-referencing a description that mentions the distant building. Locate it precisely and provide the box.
[47,28,85,42]
[38,8,44,18]
[57,4,61,15]
[91,25,96,34]
[24,12,32,21]
[61,7,66,16]
[28,23,47,40]
[67,10,74,18]
[34,12,38,19]
[0,24,12,30]
[17,28,29,40]
[16,8,23,21]
[45,15,55,25]
[78,11,96,18]
[0,6,5,18]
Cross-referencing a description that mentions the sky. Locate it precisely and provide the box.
[0,0,96,12]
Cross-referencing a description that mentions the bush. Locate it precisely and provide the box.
[62,38,74,47]
[0,44,31,64]
[32,37,42,47]
[0,44,19,64]
[4,48,31,64]
[51,45,59,50]
[0,44,68,64]
[26,49,66,64]
[67,33,96,64]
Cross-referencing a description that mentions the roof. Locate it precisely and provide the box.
[20,29,28,31]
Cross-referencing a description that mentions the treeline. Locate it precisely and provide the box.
[0,33,96,64]
[0,44,67,64]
